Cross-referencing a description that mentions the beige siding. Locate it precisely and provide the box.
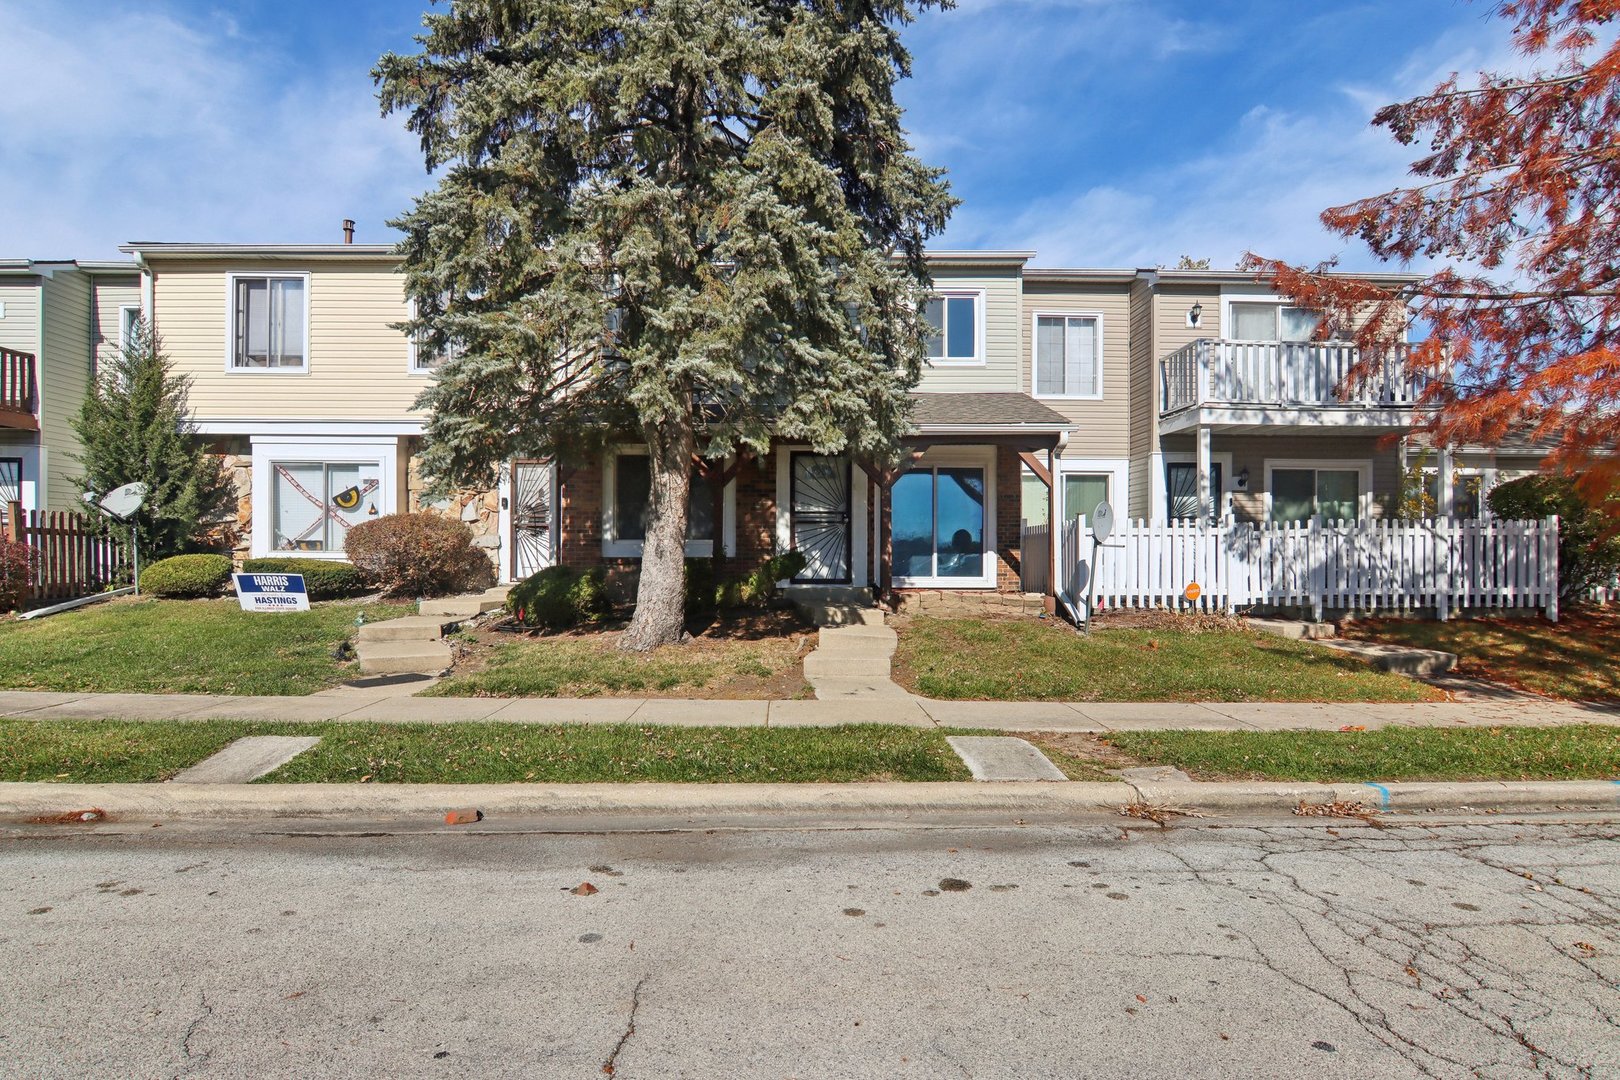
[151,259,422,421]
[1126,278,1154,518]
[37,270,93,511]
[1020,280,1132,459]
[91,275,142,374]
[0,277,40,354]
[914,264,1023,393]
[1161,432,1402,521]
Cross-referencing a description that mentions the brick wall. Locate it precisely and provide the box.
[994,445,1022,592]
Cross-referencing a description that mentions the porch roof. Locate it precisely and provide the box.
[908,392,1072,436]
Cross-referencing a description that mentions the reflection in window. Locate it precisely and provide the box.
[923,295,977,361]
[892,466,986,580]
[610,453,713,543]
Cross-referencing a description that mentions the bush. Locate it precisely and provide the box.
[1488,475,1620,599]
[343,513,488,598]
[141,554,233,599]
[241,558,367,600]
[714,550,809,609]
[0,538,36,612]
[509,566,611,629]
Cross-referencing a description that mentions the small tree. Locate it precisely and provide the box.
[73,319,235,559]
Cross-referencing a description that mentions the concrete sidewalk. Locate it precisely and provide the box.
[0,689,1618,732]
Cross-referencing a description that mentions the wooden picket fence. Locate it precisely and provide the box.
[1053,515,1561,621]
[4,501,128,604]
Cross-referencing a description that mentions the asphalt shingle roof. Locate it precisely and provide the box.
[909,392,1071,429]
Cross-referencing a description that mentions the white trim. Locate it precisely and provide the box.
[1030,310,1104,400]
[891,444,997,590]
[774,447,870,587]
[116,303,142,354]
[913,423,1070,436]
[923,289,987,367]
[1053,456,1128,524]
[192,419,425,436]
[249,436,398,559]
[0,446,41,514]
[1262,457,1374,522]
[224,271,312,374]
[601,445,736,559]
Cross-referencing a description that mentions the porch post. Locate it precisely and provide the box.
[1437,445,1454,519]
[1195,424,1213,524]
[1047,447,1059,611]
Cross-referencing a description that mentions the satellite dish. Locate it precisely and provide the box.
[1092,500,1115,543]
[99,482,148,521]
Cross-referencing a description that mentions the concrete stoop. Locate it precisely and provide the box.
[1248,618,1337,641]
[1320,638,1458,676]
[420,587,511,619]
[356,640,454,676]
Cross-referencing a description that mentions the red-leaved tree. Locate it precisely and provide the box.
[1243,0,1620,506]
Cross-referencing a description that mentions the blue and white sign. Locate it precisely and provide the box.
[232,573,310,613]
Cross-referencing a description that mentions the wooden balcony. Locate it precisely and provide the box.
[0,348,37,430]
[1159,338,1424,433]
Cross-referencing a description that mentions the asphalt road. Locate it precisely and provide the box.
[2,812,1618,1078]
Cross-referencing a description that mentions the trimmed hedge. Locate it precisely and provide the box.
[509,566,612,629]
[142,554,233,599]
[241,558,366,600]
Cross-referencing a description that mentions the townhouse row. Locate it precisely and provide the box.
[0,243,1547,598]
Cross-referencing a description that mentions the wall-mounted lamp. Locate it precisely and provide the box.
[1187,302,1203,328]
[1234,467,1249,491]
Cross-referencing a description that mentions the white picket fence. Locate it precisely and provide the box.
[1054,516,1561,621]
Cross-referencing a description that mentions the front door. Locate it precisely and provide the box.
[510,460,554,579]
[790,452,851,583]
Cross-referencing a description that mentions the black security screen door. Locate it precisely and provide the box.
[1166,462,1222,521]
[510,460,553,579]
[790,453,851,583]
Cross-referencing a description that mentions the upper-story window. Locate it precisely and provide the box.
[230,274,308,370]
[117,304,142,354]
[1228,301,1344,343]
[1033,313,1101,398]
[924,291,981,364]
[408,295,466,372]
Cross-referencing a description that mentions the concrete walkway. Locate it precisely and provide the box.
[1,689,1618,732]
[802,623,910,700]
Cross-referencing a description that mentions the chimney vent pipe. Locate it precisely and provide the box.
[342,219,355,244]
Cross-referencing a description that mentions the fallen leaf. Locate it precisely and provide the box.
[1338,724,1366,732]
[1135,994,1147,1003]
[571,882,599,896]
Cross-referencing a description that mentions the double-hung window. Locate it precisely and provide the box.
[231,274,307,369]
[117,304,142,354]
[604,450,715,556]
[1270,467,1362,523]
[1034,314,1101,398]
[923,293,980,363]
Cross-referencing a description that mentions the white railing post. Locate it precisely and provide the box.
[1545,514,1559,622]
[1196,340,1211,406]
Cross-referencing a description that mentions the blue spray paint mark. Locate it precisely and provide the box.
[1365,783,1392,808]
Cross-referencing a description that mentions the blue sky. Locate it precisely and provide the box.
[1,0,1515,269]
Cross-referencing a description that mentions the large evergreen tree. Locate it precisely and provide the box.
[73,320,234,559]
[376,0,956,649]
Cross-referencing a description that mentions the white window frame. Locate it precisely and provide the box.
[406,296,460,375]
[601,445,736,559]
[1030,311,1104,400]
[923,289,986,367]
[249,436,397,559]
[224,271,311,374]
[890,444,997,590]
[1056,457,1128,525]
[117,304,142,353]
[1263,458,1374,523]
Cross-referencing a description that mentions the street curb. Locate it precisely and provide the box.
[1,779,1616,822]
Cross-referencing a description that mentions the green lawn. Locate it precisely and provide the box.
[0,599,411,696]
[1346,607,1620,700]
[895,616,1437,702]
[0,720,967,784]
[1030,726,1620,783]
[426,633,806,698]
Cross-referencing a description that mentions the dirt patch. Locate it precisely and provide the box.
[1016,732,1144,780]
[1093,609,1248,633]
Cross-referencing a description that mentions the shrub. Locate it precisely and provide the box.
[1488,474,1620,598]
[0,538,36,612]
[343,513,488,598]
[241,558,366,600]
[509,566,611,629]
[141,553,233,599]
[715,550,809,609]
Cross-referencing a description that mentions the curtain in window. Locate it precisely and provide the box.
[1035,316,1065,395]
[1067,317,1097,395]
[1279,306,1320,342]
[269,278,305,366]
[1230,303,1277,341]
[1063,474,1108,524]
[238,278,269,365]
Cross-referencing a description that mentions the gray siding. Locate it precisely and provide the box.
[914,263,1024,394]
[38,270,93,511]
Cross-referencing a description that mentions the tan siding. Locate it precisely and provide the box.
[151,259,422,421]
[1160,432,1402,521]
[91,275,142,374]
[1126,278,1154,518]
[38,270,93,511]
[914,264,1023,393]
[1020,280,1131,459]
[0,278,40,354]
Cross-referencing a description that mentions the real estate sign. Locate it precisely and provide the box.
[232,573,310,613]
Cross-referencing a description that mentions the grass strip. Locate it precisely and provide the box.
[0,599,411,696]
[0,720,968,784]
[894,617,1436,703]
[1100,725,1620,783]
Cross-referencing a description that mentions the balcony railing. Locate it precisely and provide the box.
[0,348,37,422]
[1160,338,1422,415]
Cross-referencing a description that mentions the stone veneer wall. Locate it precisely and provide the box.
[203,438,252,565]
[404,448,501,569]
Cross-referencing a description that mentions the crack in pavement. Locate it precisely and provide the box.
[175,990,212,1077]
[600,976,646,1077]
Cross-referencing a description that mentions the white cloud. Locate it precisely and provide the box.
[0,1,425,258]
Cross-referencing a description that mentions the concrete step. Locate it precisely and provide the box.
[357,615,453,644]
[419,588,510,618]
[803,653,893,679]
[813,621,896,639]
[814,632,897,658]
[1249,618,1337,641]
[357,640,454,676]
[785,585,875,605]
[796,602,885,627]
[1320,639,1457,677]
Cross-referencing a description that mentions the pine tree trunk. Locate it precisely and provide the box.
[622,424,694,651]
